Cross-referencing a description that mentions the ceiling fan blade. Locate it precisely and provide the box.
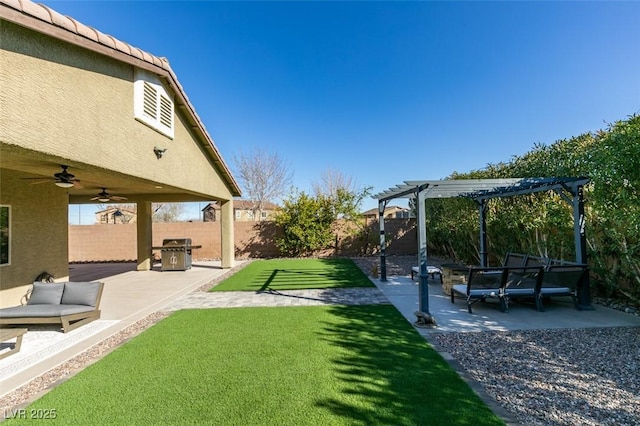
[110,195,128,201]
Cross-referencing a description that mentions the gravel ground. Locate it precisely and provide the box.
[2,256,639,426]
[354,256,640,426]
[430,327,640,426]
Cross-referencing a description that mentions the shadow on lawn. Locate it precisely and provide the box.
[254,259,372,291]
[315,305,502,426]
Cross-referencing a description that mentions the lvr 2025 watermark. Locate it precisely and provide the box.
[4,408,57,420]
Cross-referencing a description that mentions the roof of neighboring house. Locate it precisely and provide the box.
[0,0,241,197]
[95,206,137,215]
[362,206,407,216]
[202,200,281,211]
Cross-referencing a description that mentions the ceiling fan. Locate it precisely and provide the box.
[22,165,79,188]
[91,188,128,203]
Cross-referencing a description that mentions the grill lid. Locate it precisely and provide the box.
[162,238,192,248]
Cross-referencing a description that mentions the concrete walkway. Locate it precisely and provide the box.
[165,287,390,310]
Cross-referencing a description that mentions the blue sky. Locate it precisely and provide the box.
[49,1,640,223]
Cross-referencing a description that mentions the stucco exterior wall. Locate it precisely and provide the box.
[0,21,233,199]
[0,170,70,304]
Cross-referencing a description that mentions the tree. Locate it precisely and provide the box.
[234,148,294,217]
[275,185,372,257]
[275,191,335,256]
[312,168,370,220]
[312,168,357,199]
[153,203,185,223]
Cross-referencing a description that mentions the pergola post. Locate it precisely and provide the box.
[378,200,388,282]
[478,199,488,267]
[572,183,592,309]
[416,188,430,315]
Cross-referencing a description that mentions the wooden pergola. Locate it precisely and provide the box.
[373,177,592,322]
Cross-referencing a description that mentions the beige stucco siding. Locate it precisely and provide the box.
[1,21,233,200]
[0,171,69,304]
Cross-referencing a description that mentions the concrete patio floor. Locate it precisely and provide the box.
[0,261,239,399]
[374,275,640,336]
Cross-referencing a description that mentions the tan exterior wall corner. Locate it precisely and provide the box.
[0,170,69,301]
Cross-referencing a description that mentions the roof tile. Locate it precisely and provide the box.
[95,30,116,49]
[20,0,51,23]
[44,5,76,33]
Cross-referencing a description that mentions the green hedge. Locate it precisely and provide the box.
[426,114,640,300]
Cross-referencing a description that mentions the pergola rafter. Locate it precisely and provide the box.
[373,177,592,324]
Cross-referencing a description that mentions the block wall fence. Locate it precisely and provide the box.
[68,219,418,262]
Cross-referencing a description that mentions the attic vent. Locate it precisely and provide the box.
[134,69,174,139]
[159,94,173,128]
[143,82,158,118]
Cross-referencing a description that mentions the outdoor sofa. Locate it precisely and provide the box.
[0,281,104,333]
[450,253,588,313]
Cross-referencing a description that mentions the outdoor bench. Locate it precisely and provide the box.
[502,252,529,267]
[450,266,544,313]
[511,254,588,310]
[451,254,589,313]
[0,281,104,333]
[536,261,588,311]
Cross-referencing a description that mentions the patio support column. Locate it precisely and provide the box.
[478,199,488,267]
[416,188,430,315]
[378,200,388,282]
[220,199,234,269]
[136,201,153,271]
[572,183,592,309]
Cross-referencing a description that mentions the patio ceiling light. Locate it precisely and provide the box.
[55,180,74,188]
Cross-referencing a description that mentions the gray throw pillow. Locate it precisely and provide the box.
[61,281,102,307]
[27,282,65,305]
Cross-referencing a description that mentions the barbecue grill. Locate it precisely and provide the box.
[153,238,201,271]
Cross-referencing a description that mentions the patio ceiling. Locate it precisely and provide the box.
[0,146,220,204]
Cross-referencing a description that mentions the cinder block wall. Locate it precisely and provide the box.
[68,219,417,262]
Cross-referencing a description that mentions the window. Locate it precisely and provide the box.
[261,211,267,219]
[134,69,174,138]
[0,205,10,266]
[235,210,241,220]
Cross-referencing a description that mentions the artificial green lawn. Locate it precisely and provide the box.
[211,258,375,291]
[9,306,503,425]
